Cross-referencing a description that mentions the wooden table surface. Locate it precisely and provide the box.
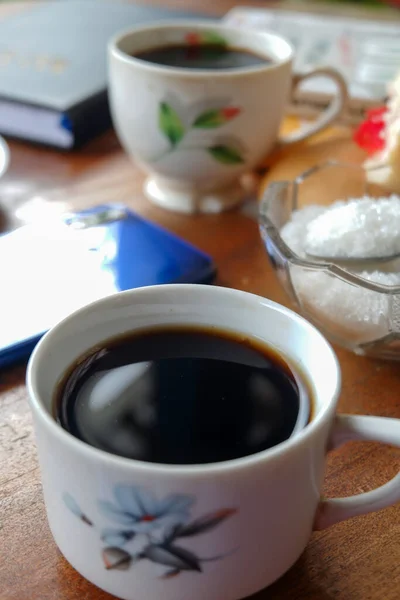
[1,2,400,600]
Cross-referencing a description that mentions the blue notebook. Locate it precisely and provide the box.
[0,1,208,148]
[0,205,215,368]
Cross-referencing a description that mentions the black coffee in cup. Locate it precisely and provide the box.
[54,326,309,464]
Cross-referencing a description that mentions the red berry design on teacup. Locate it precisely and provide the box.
[222,106,241,120]
[193,107,242,128]
[185,32,201,46]
[185,31,227,47]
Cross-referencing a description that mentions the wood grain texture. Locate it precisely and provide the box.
[0,2,399,600]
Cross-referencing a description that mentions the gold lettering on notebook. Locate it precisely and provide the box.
[35,55,51,71]
[0,51,14,66]
[50,58,68,74]
[0,50,69,73]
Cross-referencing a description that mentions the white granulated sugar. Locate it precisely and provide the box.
[291,268,400,344]
[280,198,400,344]
[304,196,400,258]
[280,205,325,257]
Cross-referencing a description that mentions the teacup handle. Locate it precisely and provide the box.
[279,67,348,145]
[314,414,400,530]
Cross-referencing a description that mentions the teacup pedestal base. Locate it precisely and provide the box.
[144,177,245,214]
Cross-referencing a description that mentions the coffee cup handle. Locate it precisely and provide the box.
[314,414,400,530]
[279,67,348,145]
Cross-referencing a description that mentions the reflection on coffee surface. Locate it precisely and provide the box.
[54,326,305,464]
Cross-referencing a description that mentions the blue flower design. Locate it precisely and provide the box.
[63,492,93,526]
[99,485,194,536]
[101,528,136,547]
[63,485,237,573]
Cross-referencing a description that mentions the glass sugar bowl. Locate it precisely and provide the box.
[259,160,400,360]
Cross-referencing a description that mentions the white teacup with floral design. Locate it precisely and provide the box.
[27,285,400,600]
[108,22,348,214]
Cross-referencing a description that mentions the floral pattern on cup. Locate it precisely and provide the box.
[184,31,228,47]
[63,485,237,578]
[152,99,245,164]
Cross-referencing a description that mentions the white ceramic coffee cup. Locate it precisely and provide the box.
[108,22,348,214]
[27,285,400,600]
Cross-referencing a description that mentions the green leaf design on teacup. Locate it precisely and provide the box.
[153,98,245,164]
[201,31,228,46]
[159,102,185,147]
[193,107,241,129]
[208,145,244,164]
[184,31,228,47]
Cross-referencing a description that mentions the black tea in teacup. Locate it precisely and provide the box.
[133,43,272,70]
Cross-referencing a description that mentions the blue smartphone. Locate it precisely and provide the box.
[0,205,216,368]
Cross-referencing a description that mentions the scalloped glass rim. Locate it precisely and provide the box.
[259,160,400,295]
